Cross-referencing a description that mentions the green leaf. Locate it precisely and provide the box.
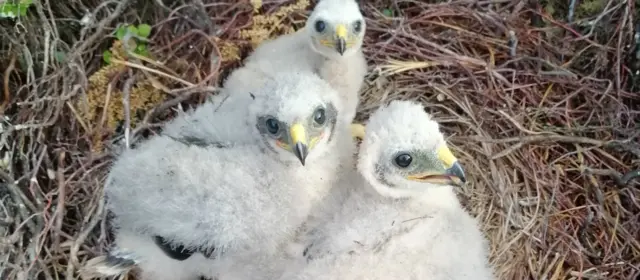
[22,0,34,5]
[1,4,12,13]
[126,25,138,36]
[103,50,113,64]
[18,4,28,16]
[0,9,16,19]
[135,43,146,53]
[137,47,150,58]
[137,23,151,38]
[382,8,393,17]
[115,25,127,40]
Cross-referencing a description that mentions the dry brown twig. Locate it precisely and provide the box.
[1,54,16,115]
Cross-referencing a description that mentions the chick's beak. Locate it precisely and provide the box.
[290,123,309,166]
[334,24,348,55]
[438,145,466,186]
[405,145,467,187]
[444,161,466,186]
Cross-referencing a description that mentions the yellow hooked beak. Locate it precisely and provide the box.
[406,145,467,186]
[334,24,348,55]
[290,123,309,166]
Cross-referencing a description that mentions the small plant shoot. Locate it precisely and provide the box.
[0,0,33,18]
[103,23,153,64]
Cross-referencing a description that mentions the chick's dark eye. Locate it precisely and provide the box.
[313,108,326,125]
[314,20,326,33]
[394,153,412,168]
[353,20,362,33]
[265,118,280,134]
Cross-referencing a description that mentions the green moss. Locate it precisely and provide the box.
[540,0,565,20]
[575,0,606,19]
[540,0,610,21]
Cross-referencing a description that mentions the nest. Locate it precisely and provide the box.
[0,0,639,279]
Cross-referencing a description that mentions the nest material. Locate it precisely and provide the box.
[1,0,639,279]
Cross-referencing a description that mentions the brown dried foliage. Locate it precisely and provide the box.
[0,0,638,279]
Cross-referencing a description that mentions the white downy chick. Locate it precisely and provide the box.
[159,93,257,148]
[220,0,368,130]
[278,100,495,280]
[163,0,369,159]
[96,72,356,280]
[160,70,274,147]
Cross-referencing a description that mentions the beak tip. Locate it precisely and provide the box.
[336,39,347,55]
[447,162,466,187]
[294,142,308,166]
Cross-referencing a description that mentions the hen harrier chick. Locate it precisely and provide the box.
[219,0,368,139]
[280,100,495,280]
[93,72,355,280]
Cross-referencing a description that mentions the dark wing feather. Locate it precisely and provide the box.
[165,134,229,148]
[153,236,195,261]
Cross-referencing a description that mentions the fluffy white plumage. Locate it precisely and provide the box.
[102,72,356,280]
[159,94,250,147]
[219,0,368,125]
[276,100,495,280]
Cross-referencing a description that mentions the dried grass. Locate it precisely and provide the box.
[0,0,639,279]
